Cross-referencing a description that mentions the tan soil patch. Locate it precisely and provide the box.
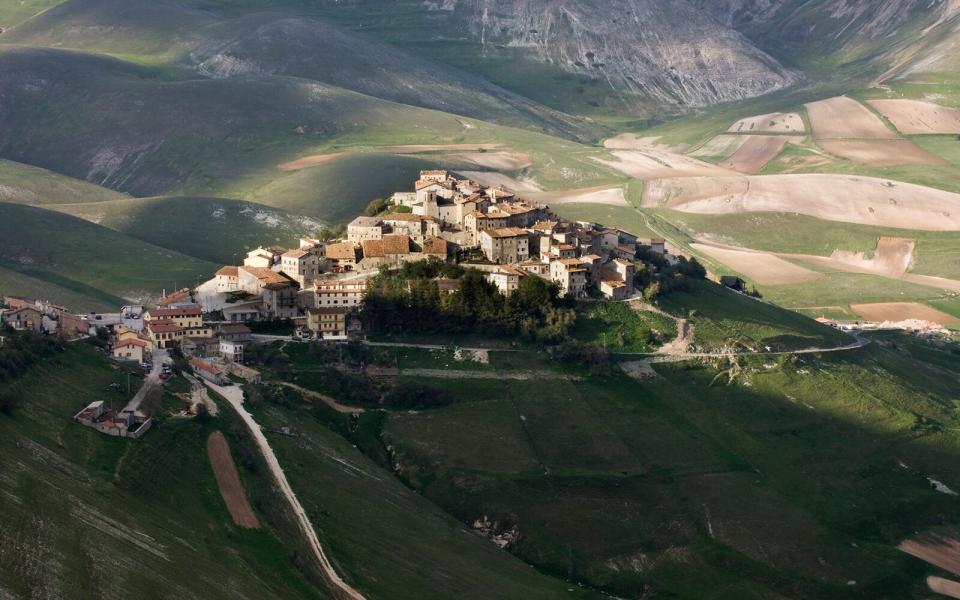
[728,112,805,133]
[690,135,749,159]
[456,170,542,193]
[806,96,899,139]
[899,536,960,576]
[807,236,914,277]
[455,151,531,170]
[928,576,960,599]
[850,302,960,326]
[374,143,499,154]
[277,151,354,171]
[642,174,960,231]
[721,136,800,173]
[525,185,627,206]
[595,149,738,181]
[206,431,260,529]
[869,99,960,134]
[691,243,822,285]
[817,139,947,167]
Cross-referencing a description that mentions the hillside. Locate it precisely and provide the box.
[0,202,215,310]
[55,197,320,265]
[1,0,595,141]
[0,337,600,599]
[0,158,127,205]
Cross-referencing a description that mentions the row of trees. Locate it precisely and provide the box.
[362,266,576,343]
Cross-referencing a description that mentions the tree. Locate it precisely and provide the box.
[643,281,661,302]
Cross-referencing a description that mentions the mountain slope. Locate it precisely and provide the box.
[0,202,215,309]
[3,0,595,140]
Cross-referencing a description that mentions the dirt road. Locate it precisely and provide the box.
[123,349,168,414]
[277,382,364,414]
[207,381,366,600]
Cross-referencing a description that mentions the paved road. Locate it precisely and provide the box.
[122,349,168,414]
[206,381,366,600]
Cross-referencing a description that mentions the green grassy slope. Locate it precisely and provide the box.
[0,0,63,28]
[0,203,215,310]
[56,196,317,265]
[660,211,960,280]
[377,335,960,598]
[0,158,127,205]
[0,341,331,600]
[246,390,601,600]
[3,0,597,141]
[0,47,619,217]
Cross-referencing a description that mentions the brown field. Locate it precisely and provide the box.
[455,151,531,170]
[525,185,627,206]
[455,170,542,193]
[850,302,960,326]
[374,143,499,154]
[206,431,260,529]
[690,135,749,159]
[642,174,960,231]
[691,242,822,285]
[595,149,738,180]
[869,99,960,134]
[928,577,960,599]
[805,96,899,139]
[728,112,805,133]
[817,139,947,167]
[721,136,801,173]
[277,151,354,171]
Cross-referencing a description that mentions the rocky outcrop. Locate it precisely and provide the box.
[432,0,798,108]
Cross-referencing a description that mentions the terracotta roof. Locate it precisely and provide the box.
[361,239,384,258]
[349,216,382,228]
[282,248,311,258]
[190,358,222,375]
[240,266,292,286]
[601,279,628,288]
[219,324,251,335]
[531,220,559,231]
[483,227,528,239]
[158,288,191,306]
[148,321,183,334]
[613,258,633,266]
[326,242,359,261]
[582,254,603,261]
[415,179,449,190]
[383,212,433,223]
[382,234,411,255]
[421,236,448,256]
[112,339,148,349]
[149,306,201,318]
[484,210,511,219]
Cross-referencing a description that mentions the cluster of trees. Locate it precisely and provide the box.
[0,328,64,384]
[0,328,65,415]
[633,251,707,301]
[362,264,576,343]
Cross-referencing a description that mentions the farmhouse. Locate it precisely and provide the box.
[190,358,227,385]
[112,338,149,363]
[2,307,43,332]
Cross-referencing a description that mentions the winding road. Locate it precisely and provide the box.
[205,381,367,600]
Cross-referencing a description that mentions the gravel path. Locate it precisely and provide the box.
[206,381,366,600]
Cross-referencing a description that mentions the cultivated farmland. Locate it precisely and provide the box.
[868,99,960,134]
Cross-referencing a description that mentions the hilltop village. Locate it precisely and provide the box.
[204,169,673,332]
[0,170,687,436]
